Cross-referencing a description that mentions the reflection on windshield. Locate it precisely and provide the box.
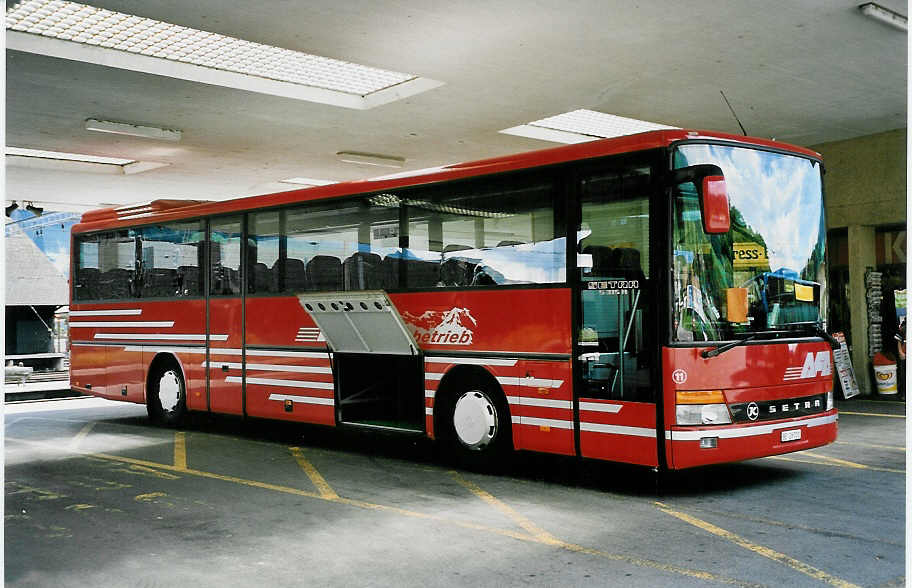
[672,144,826,342]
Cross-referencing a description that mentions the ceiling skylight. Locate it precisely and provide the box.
[5,0,443,109]
[501,109,679,143]
[6,146,167,174]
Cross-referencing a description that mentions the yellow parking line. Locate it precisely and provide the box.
[173,432,187,470]
[834,440,905,452]
[770,452,904,474]
[656,502,860,588]
[5,436,756,587]
[68,422,95,451]
[449,472,754,586]
[839,411,905,418]
[449,471,562,546]
[289,447,339,500]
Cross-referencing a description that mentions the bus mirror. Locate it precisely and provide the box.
[700,175,730,234]
[671,164,730,233]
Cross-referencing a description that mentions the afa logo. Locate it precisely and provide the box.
[402,307,477,346]
[783,351,832,381]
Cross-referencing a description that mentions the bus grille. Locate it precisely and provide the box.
[729,393,827,423]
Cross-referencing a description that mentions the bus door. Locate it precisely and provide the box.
[207,216,244,415]
[575,166,658,466]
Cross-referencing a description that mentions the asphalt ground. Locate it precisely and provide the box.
[4,396,906,587]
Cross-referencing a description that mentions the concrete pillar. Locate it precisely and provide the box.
[847,224,876,395]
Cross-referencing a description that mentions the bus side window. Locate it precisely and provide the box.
[74,235,100,301]
[137,221,204,298]
[404,173,564,288]
[209,218,243,296]
[248,211,280,295]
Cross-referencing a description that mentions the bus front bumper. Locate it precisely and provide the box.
[666,410,838,470]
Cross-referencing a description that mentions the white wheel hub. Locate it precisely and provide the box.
[158,370,181,413]
[453,390,498,450]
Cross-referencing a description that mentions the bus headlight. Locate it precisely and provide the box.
[676,390,732,425]
[676,404,733,425]
[826,389,834,411]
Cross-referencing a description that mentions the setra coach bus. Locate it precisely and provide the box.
[69,129,837,470]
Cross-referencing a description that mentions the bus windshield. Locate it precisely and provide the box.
[672,143,826,342]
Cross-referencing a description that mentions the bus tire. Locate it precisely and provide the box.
[147,358,187,427]
[438,376,512,470]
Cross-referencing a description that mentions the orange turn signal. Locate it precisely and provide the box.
[676,390,725,405]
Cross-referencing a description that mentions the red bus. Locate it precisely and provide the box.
[69,129,837,470]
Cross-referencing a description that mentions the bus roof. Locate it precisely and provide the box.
[74,129,821,233]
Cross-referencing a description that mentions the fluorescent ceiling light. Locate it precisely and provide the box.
[85,119,182,141]
[6,146,135,165]
[6,146,168,174]
[279,177,337,186]
[336,151,406,168]
[858,2,908,31]
[5,0,443,109]
[501,109,679,144]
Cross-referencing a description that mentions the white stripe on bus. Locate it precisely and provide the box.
[201,361,331,374]
[505,396,572,410]
[247,349,330,358]
[118,346,329,358]
[497,376,563,388]
[95,333,227,341]
[233,376,334,390]
[70,309,142,317]
[668,413,838,441]
[71,321,174,328]
[267,393,334,406]
[580,423,656,438]
[511,416,574,429]
[425,372,444,381]
[578,401,623,414]
[122,345,206,353]
[425,389,436,398]
[424,356,519,367]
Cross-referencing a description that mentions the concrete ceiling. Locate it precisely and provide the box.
[5,0,908,211]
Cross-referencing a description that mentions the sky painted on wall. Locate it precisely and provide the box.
[5,210,80,276]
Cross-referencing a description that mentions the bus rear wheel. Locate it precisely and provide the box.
[440,380,511,470]
[147,359,187,427]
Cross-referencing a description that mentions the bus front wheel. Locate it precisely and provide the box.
[147,359,187,427]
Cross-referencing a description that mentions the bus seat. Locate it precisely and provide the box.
[614,247,645,280]
[583,245,614,276]
[441,244,475,287]
[306,255,343,291]
[378,255,400,289]
[248,262,269,294]
[146,268,178,297]
[177,265,201,296]
[343,252,382,290]
[283,258,308,292]
[101,268,133,299]
[404,259,439,289]
[471,266,497,286]
[75,267,100,300]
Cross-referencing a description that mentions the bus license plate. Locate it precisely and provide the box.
[780,429,802,443]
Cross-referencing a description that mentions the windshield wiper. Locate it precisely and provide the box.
[701,325,838,359]
[700,334,758,359]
